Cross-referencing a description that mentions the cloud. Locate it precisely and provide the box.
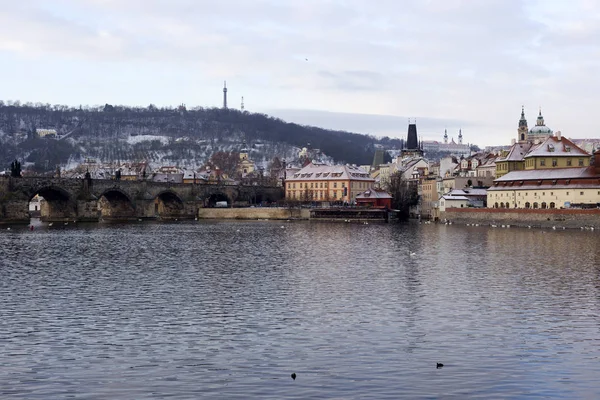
[1,0,599,146]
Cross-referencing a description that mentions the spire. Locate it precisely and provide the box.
[223,81,228,109]
[443,128,448,144]
[458,128,463,144]
[536,107,545,126]
[519,105,528,128]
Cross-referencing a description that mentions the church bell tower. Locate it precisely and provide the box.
[518,106,528,143]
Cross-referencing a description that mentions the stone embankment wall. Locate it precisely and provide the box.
[442,208,600,229]
[198,207,309,220]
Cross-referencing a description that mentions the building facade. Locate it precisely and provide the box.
[285,163,375,204]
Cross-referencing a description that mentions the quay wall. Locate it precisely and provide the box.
[442,208,600,229]
[198,207,309,220]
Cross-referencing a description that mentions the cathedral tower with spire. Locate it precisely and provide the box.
[518,106,528,143]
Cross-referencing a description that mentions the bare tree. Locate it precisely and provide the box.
[385,171,418,220]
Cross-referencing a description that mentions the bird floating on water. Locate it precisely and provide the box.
[291,372,297,380]
[436,363,444,369]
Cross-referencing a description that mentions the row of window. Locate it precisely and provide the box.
[536,158,584,167]
[493,190,599,198]
[287,190,344,200]
[288,181,372,190]
[494,202,556,209]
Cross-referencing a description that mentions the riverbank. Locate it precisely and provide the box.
[197,207,310,220]
[441,207,600,229]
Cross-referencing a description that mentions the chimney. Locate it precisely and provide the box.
[556,131,561,141]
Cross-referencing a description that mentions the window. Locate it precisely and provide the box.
[288,183,291,189]
[320,182,323,188]
[552,159,557,167]
[567,159,572,166]
[550,202,555,209]
[293,183,296,189]
[333,182,337,188]
[541,202,547,209]
[310,183,313,188]
[525,202,531,208]
[533,202,539,209]
[579,159,584,166]
[580,192,584,196]
[540,159,546,166]
[342,182,346,188]
[566,192,569,195]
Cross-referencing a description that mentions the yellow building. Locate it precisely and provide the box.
[285,163,374,204]
[488,149,600,209]
[523,134,590,170]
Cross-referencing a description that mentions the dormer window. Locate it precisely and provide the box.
[565,146,571,152]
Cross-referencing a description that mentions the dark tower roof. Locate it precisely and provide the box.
[406,123,419,150]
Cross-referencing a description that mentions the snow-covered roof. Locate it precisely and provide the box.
[356,189,392,199]
[441,195,469,201]
[524,136,590,158]
[449,188,487,196]
[287,163,374,182]
[497,142,535,162]
[494,167,597,182]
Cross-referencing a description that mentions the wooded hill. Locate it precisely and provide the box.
[0,102,401,172]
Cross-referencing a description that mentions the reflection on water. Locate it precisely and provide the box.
[1,221,599,399]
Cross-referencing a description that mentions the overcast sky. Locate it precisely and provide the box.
[1,0,599,146]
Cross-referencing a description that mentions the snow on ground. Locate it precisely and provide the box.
[126,135,171,145]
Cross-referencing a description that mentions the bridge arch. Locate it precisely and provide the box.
[98,188,136,221]
[205,192,231,207]
[154,190,184,219]
[28,186,77,222]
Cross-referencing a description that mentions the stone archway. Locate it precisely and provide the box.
[154,191,184,219]
[29,186,77,222]
[98,189,136,221]
[206,192,231,207]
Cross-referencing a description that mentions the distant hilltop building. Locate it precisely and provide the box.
[422,128,470,157]
[37,128,58,138]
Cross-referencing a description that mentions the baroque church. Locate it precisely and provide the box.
[517,106,553,143]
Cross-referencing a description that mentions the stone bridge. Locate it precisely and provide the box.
[0,176,284,223]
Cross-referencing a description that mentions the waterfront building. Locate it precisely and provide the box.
[284,163,374,204]
[355,188,392,209]
[439,195,470,211]
[487,149,600,209]
[420,177,441,219]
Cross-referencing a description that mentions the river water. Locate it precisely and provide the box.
[1,221,599,399]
